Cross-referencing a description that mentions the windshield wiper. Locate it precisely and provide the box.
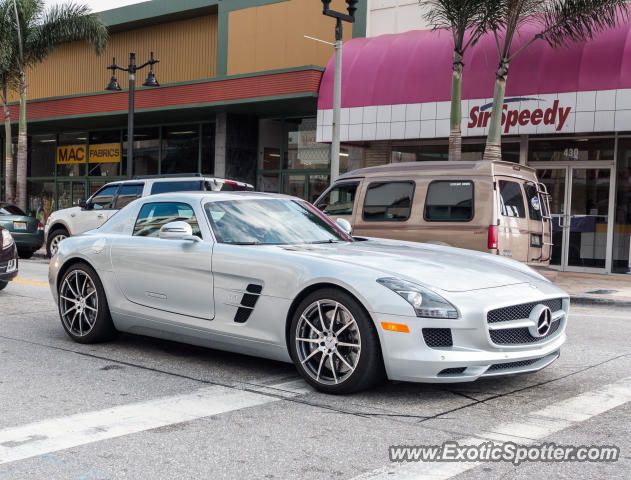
[225,241,262,245]
[308,239,339,244]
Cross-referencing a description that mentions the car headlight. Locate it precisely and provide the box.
[1,229,14,249]
[377,277,459,319]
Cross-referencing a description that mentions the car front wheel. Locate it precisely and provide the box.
[0,281,7,291]
[289,288,384,394]
[58,263,117,343]
[47,228,69,257]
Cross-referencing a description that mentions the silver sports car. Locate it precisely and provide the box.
[49,192,569,394]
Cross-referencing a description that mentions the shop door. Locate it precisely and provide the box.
[535,164,613,273]
[56,181,86,210]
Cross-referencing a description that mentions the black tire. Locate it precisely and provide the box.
[47,228,69,257]
[57,263,118,344]
[18,248,35,259]
[0,281,7,291]
[289,288,384,394]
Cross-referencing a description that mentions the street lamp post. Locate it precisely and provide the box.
[321,0,357,183]
[106,52,160,178]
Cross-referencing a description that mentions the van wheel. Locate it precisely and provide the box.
[47,228,69,257]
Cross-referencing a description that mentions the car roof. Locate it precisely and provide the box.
[337,160,537,181]
[138,191,295,203]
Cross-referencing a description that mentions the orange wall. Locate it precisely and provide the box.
[227,0,352,76]
[10,14,218,103]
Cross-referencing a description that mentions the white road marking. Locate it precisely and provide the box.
[0,380,309,465]
[353,376,631,480]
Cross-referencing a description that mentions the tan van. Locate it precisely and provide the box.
[314,161,552,266]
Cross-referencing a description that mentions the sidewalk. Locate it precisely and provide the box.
[537,268,631,307]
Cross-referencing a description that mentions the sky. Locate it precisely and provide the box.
[44,0,147,13]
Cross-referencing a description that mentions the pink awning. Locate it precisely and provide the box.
[318,14,631,110]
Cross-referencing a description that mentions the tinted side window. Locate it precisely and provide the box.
[362,181,414,221]
[150,180,203,195]
[424,181,474,222]
[316,182,359,216]
[114,184,144,209]
[90,185,120,210]
[0,204,26,216]
[133,202,201,238]
[524,183,543,221]
[499,180,526,218]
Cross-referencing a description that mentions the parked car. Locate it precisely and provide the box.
[314,161,552,266]
[0,225,18,291]
[44,174,253,256]
[0,203,45,259]
[49,191,568,394]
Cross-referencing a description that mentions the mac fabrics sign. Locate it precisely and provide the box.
[468,97,571,133]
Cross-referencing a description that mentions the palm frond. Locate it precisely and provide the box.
[25,2,108,64]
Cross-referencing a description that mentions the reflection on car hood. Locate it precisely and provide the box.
[281,239,545,292]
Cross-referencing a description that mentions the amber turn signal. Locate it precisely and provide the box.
[381,322,410,333]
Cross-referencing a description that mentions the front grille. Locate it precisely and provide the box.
[438,367,466,376]
[422,328,453,348]
[487,358,540,371]
[490,319,561,345]
[487,298,563,324]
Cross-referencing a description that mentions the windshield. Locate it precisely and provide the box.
[204,198,351,245]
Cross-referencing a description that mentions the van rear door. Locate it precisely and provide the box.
[496,177,530,262]
[523,181,551,264]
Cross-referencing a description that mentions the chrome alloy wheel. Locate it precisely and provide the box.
[295,300,361,385]
[59,270,99,337]
[50,234,67,256]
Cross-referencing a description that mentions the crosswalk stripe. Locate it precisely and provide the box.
[0,380,309,465]
[353,375,631,480]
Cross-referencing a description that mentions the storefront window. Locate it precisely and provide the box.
[201,123,215,175]
[283,175,305,198]
[57,132,88,177]
[57,180,86,210]
[29,135,56,177]
[258,173,280,192]
[123,127,159,176]
[308,175,330,204]
[613,138,631,274]
[258,119,283,170]
[285,118,329,170]
[162,125,199,174]
[529,137,614,163]
[89,131,121,177]
[28,180,54,222]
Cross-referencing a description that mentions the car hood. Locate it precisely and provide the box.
[281,239,547,292]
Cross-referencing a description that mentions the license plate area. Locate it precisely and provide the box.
[13,222,26,231]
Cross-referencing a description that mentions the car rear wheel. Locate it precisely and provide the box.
[58,263,117,343]
[289,288,384,394]
[47,228,69,257]
[18,248,35,259]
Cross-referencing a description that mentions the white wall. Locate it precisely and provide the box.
[367,0,432,37]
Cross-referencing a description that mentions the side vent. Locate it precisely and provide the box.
[234,284,263,323]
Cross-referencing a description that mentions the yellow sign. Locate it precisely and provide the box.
[57,143,121,164]
[57,145,86,164]
[89,143,121,163]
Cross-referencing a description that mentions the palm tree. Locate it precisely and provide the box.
[420,0,501,161]
[0,1,16,203]
[482,0,628,161]
[10,0,108,209]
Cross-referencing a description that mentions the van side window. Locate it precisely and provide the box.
[424,181,474,222]
[362,181,414,221]
[523,183,543,221]
[499,180,526,218]
[315,182,359,216]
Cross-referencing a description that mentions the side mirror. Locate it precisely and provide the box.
[159,221,201,242]
[77,198,87,209]
[335,218,353,236]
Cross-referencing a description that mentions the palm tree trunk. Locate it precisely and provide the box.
[483,63,509,161]
[1,83,14,204]
[448,51,463,162]
[16,73,27,210]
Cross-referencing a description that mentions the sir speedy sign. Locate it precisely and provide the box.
[468,97,572,133]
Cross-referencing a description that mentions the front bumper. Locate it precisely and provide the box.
[12,230,44,250]
[0,244,19,282]
[373,282,568,383]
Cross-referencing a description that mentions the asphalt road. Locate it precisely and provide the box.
[1,258,630,479]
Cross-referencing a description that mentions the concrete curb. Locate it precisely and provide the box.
[569,295,631,307]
